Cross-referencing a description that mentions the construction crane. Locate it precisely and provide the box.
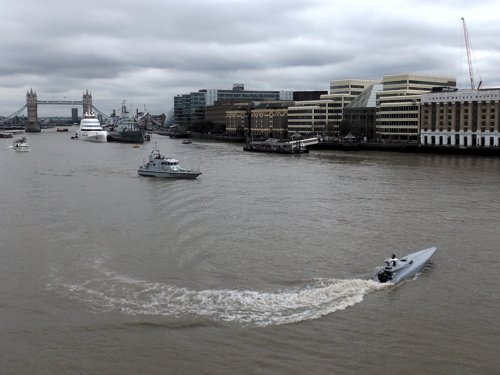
[461,17,482,89]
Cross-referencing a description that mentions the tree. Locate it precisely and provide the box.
[339,119,352,136]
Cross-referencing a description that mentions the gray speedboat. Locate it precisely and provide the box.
[373,247,436,284]
[138,144,201,179]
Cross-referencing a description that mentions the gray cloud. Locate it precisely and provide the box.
[1,0,499,117]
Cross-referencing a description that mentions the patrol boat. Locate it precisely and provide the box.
[138,144,201,179]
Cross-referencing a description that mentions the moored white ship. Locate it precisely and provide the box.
[76,112,107,142]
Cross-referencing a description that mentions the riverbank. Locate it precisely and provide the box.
[309,142,500,156]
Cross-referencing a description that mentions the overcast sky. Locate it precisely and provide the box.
[1,0,499,118]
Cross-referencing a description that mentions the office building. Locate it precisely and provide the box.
[287,79,379,136]
[376,73,456,142]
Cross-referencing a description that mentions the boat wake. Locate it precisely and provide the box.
[48,262,388,327]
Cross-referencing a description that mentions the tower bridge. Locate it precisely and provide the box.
[3,89,161,131]
[7,89,110,132]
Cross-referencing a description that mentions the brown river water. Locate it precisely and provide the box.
[1,129,499,374]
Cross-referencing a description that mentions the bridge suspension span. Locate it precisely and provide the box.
[3,105,27,121]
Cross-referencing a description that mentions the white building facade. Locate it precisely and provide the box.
[420,88,500,147]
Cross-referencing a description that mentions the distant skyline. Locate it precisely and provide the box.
[1,0,500,117]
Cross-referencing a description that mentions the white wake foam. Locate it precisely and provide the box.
[49,262,387,326]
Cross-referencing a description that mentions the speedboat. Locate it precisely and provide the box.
[12,137,29,151]
[76,112,107,142]
[138,144,201,179]
[372,247,436,284]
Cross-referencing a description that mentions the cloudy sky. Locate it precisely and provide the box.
[1,0,499,118]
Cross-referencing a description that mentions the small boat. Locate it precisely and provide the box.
[182,139,192,144]
[133,144,140,148]
[138,144,201,179]
[76,112,107,142]
[56,128,69,132]
[12,137,29,151]
[0,132,13,138]
[372,247,436,284]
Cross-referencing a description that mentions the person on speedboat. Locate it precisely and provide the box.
[385,254,398,269]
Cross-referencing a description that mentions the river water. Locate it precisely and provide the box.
[1,129,498,374]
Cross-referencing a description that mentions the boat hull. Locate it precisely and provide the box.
[107,131,145,144]
[138,169,201,179]
[373,247,436,284]
[13,146,29,151]
[77,131,108,142]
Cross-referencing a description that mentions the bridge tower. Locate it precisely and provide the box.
[26,88,41,132]
[82,90,93,114]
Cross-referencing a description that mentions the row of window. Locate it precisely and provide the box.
[378,106,419,112]
[377,121,420,127]
[426,95,500,101]
[424,115,495,121]
[377,113,419,119]
[377,128,419,133]
[421,125,497,131]
[330,84,369,90]
[287,121,328,126]
[422,101,498,107]
[424,108,494,115]
[384,80,449,86]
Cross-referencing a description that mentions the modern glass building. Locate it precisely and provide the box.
[287,79,380,136]
[343,84,383,140]
[174,84,292,126]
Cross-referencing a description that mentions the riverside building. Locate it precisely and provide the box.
[376,73,456,142]
[225,101,295,137]
[174,84,292,126]
[420,87,500,147]
[287,79,379,136]
[249,101,295,138]
[343,84,383,141]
